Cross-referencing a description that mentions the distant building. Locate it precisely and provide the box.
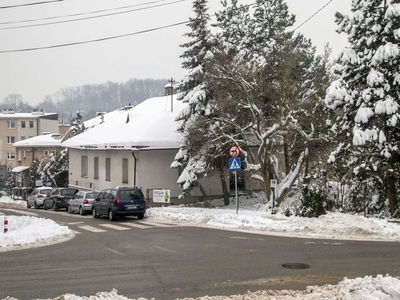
[12,133,64,187]
[0,109,58,188]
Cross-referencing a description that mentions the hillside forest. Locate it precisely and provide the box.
[0,78,168,123]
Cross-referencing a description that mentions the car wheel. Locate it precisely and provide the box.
[68,205,73,214]
[43,203,48,210]
[34,201,38,209]
[79,206,85,216]
[108,209,116,221]
[138,213,144,220]
[92,207,99,218]
[53,202,58,211]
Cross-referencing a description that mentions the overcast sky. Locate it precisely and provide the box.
[0,0,351,106]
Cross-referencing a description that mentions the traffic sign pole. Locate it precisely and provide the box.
[228,145,241,214]
[235,171,239,214]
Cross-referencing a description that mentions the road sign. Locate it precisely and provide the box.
[228,145,240,158]
[270,179,277,188]
[229,157,241,172]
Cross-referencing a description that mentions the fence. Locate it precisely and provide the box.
[12,187,30,201]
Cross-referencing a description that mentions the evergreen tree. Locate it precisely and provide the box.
[29,159,41,188]
[70,112,86,136]
[173,0,227,200]
[4,173,15,195]
[325,0,400,216]
[54,149,69,187]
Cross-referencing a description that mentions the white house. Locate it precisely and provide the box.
[61,95,224,205]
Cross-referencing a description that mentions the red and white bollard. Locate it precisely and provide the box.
[4,217,8,233]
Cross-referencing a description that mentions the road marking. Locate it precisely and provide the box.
[230,236,249,240]
[79,225,107,233]
[154,245,179,253]
[140,221,176,227]
[119,223,152,229]
[99,224,130,231]
[71,230,81,234]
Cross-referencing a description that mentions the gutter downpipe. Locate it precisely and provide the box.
[131,151,137,186]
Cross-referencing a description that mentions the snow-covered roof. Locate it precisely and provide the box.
[62,94,187,150]
[0,111,56,118]
[11,166,29,172]
[13,133,63,147]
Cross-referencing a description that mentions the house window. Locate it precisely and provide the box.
[94,157,99,180]
[105,158,111,181]
[7,121,15,129]
[122,158,128,184]
[29,121,34,128]
[21,136,26,141]
[81,156,88,177]
[21,121,26,128]
[7,152,15,160]
[44,150,49,156]
[7,136,15,144]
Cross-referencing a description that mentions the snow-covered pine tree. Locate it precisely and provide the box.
[172,0,232,202]
[28,159,41,188]
[325,0,400,216]
[53,149,69,187]
[4,172,15,194]
[70,112,86,136]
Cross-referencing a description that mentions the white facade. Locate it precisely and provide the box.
[67,148,224,204]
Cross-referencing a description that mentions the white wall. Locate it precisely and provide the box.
[68,148,224,201]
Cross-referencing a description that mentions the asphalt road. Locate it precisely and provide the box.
[1,207,400,300]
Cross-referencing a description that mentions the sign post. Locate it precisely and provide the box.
[228,145,241,214]
[270,179,277,214]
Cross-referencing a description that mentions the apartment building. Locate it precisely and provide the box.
[0,109,59,171]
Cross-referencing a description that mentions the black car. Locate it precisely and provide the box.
[92,187,146,221]
[43,188,79,211]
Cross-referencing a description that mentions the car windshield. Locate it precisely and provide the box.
[86,193,98,199]
[40,189,52,194]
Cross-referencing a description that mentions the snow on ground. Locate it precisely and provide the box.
[1,194,400,299]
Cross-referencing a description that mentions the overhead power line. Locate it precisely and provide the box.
[0,0,334,54]
[0,0,63,10]
[0,21,189,53]
[0,0,185,31]
[293,0,334,32]
[0,0,166,26]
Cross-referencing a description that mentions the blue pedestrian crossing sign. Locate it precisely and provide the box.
[229,157,241,172]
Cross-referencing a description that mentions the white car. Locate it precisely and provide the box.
[26,187,53,209]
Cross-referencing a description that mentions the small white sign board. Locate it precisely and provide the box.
[270,179,277,188]
[153,189,171,203]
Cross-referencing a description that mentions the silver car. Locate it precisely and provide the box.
[68,191,99,215]
[27,187,53,209]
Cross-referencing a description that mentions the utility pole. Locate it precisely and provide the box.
[168,78,175,112]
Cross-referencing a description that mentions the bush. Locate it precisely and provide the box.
[297,186,327,218]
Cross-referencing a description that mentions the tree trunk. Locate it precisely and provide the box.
[284,139,290,175]
[387,173,398,217]
[218,160,230,206]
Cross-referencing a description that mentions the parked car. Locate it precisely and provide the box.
[92,187,146,221]
[43,188,79,211]
[26,187,53,209]
[68,191,99,215]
